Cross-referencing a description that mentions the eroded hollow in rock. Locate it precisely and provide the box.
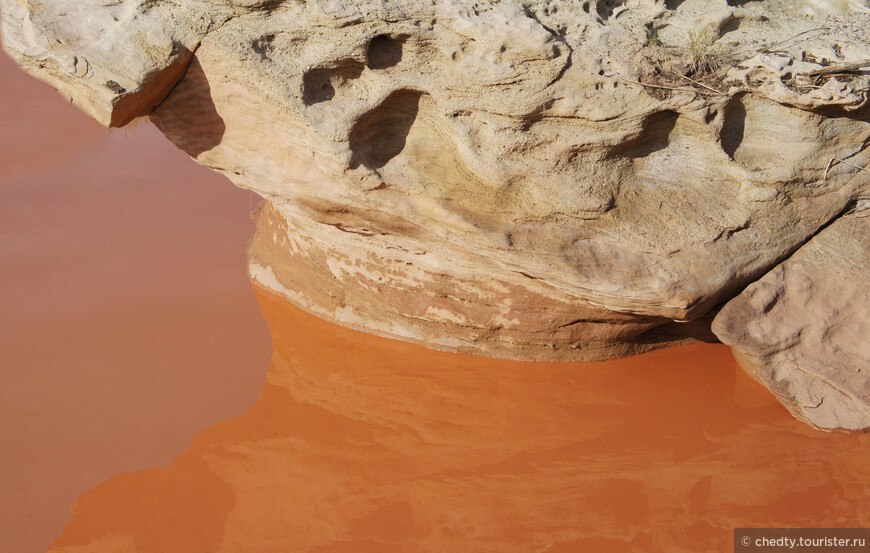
[367,34,405,70]
[350,90,423,170]
[721,97,746,161]
[720,95,837,173]
[251,33,276,59]
[597,0,624,19]
[611,110,679,159]
[302,60,364,105]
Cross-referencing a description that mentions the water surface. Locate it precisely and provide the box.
[46,289,870,552]
[0,53,270,553]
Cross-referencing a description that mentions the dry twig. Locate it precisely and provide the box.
[824,157,870,180]
[837,159,870,173]
[672,71,725,94]
[803,60,870,77]
[823,158,835,181]
[621,78,726,96]
[801,84,849,99]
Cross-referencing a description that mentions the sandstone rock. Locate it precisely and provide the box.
[0,0,234,126]
[2,0,869,427]
[713,208,870,432]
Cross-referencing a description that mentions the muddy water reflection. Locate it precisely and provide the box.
[0,52,270,553]
[49,288,870,553]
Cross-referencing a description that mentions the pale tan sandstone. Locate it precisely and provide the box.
[0,0,235,126]
[2,0,869,427]
[713,209,870,432]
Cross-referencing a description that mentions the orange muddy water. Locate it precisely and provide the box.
[2,45,869,553]
[45,289,870,553]
[0,53,270,552]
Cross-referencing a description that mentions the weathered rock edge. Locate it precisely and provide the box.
[713,209,870,432]
[3,0,868,431]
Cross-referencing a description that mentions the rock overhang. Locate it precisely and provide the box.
[2,0,868,431]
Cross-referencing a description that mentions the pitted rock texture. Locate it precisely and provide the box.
[3,0,869,428]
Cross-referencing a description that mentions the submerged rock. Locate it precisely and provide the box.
[2,0,868,429]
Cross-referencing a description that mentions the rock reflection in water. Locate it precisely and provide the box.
[49,288,870,553]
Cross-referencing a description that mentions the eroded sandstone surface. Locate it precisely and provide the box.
[3,0,868,430]
[713,208,870,431]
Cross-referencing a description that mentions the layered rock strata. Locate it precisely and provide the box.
[3,0,868,429]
